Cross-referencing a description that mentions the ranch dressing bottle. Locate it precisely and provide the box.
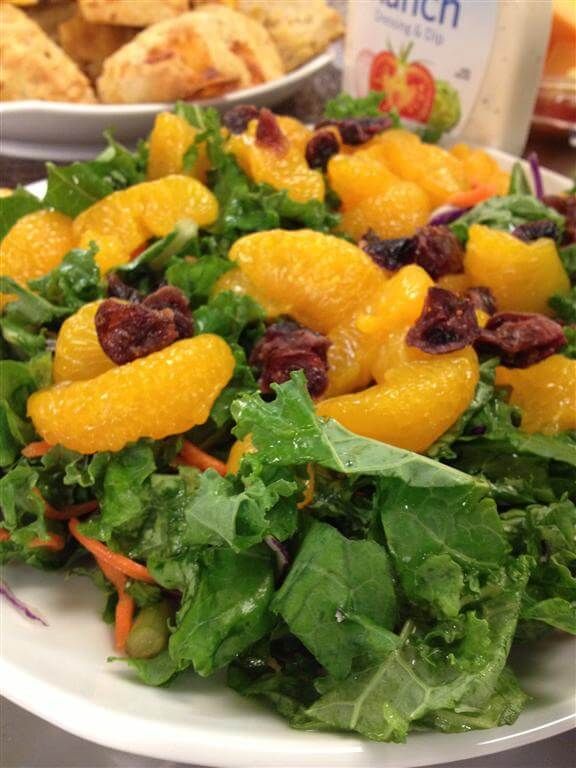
[344,0,553,155]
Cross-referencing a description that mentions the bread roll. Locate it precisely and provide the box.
[97,5,283,104]
[0,4,96,102]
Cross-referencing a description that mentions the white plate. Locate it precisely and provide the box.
[1,154,574,768]
[0,51,334,161]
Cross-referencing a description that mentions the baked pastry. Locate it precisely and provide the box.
[0,4,96,102]
[78,0,189,27]
[237,0,344,71]
[97,5,283,104]
[59,12,136,79]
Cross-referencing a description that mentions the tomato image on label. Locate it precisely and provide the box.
[369,43,436,123]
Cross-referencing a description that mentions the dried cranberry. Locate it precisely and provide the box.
[96,287,193,365]
[95,301,180,365]
[512,219,559,242]
[255,108,288,153]
[406,287,480,354]
[358,230,415,271]
[475,312,566,368]
[260,350,328,398]
[223,104,260,134]
[542,194,576,244]
[142,285,193,338]
[315,116,393,146]
[250,320,330,398]
[305,130,339,170]
[465,286,497,315]
[106,273,142,302]
[412,225,464,279]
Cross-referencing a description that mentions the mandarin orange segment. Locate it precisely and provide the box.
[227,119,324,204]
[436,272,471,295]
[0,210,74,287]
[229,229,389,333]
[213,267,286,318]
[370,326,431,383]
[226,435,255,474]
[357,264,434,337]
[450,143,510,194]
[464,224,571,315]
[496,356,576,435]
[327,151,398,208]
[317,350,479,453]
[326,317,379,397]
[339,182,431,241]
[140,176,218,236]
[147,112,209,182]
[370,130,466,206]
[73,176,218,274]
[28,334,235,454]
[53,300,115,383]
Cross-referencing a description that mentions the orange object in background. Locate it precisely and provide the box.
[533,0,576,132]
[544,0,576,78]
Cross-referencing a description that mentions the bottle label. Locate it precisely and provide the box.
[343,0,500,135]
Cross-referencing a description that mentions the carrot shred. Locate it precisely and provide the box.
[448,183,498,208]
[44,499,99,521]
[32,487,99,521]
[297,465,316,510]
[96,556,134,652]
[21,440,53,458]
[178,440,227,476]
[69,518,155,584]
[29,532,65,551]
[0,526,64,550]
[115,594,135,652]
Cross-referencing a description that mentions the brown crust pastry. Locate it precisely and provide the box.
[0,4,96,102]
[59,12,137,80]
[97,5,283,104]
[77,0,188,28]
[237,0,344,71]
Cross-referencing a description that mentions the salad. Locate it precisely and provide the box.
[1,93,575,744]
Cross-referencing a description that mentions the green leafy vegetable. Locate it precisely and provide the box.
[273,520,397,678]
[324,91,389,119]
[29,244,103,311]
[169,545,275,676]
[507,162,531,195]
[0,188,44,241]
[43,133,146,217]
[549,285,576,324]
[451,195,565,243]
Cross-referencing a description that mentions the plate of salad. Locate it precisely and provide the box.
[1,92,575,768]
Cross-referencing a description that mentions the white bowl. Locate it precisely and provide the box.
[0,51,334,161]
[1,153,574,767]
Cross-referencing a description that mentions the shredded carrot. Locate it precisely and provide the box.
[44,499,99,521]
[178,440,227,476]
[21,440,53,458]
[97,556,135,652]
[0,527,64,550]
[32,487,99,521]
[29,532,65,551]
[114,594,135,652]
[448,183,498,208]
[69,518,155,583]
[297,465,316,510]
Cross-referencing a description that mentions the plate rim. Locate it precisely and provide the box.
[1,152,574,768]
